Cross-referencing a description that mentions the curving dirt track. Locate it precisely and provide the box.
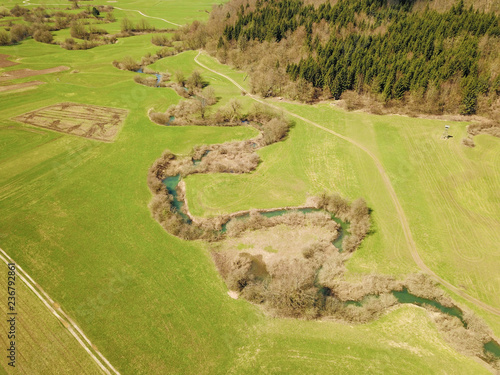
[114,7,181,27]
[193,51,500,317]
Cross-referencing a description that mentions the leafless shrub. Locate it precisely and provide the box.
[0,7,10,18]
[262,117,290,145]
[0,30,9,45]
[432,313,485,357]
[113,56,140,71]
[134,75,163,87]
[70,21,89,39]
[156,47,175,58]
[174,70,186,86]
[120,17,133,32]
[33,29,53,43]
[467,121,500,138]
[9,24,30,43]
[10,4,29,17]
[152,34,172,46]
[461,137,475,147]
[225,253,256,291]
[333,275,402,302]
[186,70,203,90]
[404,273,454,307]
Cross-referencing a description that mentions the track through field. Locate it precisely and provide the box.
[0,247,121,375]
[193,51,500,317]
[114,7,181,27]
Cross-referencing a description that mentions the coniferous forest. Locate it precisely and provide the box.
[186,0,500,118]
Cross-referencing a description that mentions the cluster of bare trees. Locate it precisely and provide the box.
[120,17,155,33]
[151,34,173,47]
[151,96,291,150]
[312,193,371,253]
[215,243,498,367]
[112,49,178,73]
[227,210,339,238]
[462,121,500,147]
[132,75,165,88]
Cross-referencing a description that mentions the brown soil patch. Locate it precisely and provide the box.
[0,81,45,93]
[13,103,128,142]
[227,291,239,299]
[0,66,69,82]
[0,54,18,69]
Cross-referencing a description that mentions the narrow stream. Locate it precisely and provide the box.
[393,288,465,324]
[162,175,191,224]
[484,340,500,358]
[136,68,162,87]
[163,175,348,249]
[161,175,499,362]
[346,288,500,360]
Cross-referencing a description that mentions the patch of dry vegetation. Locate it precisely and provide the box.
[151,96,291,149]
[214,236,499,368]
[462,121,500,146]
[112,49,178,73]
[146,86,499,369]
[0,4,129,50]
[0,66,69,82]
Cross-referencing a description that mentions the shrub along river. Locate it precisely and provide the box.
[162,176,349,250]
[136,68,162,87]
[162,172,500,362]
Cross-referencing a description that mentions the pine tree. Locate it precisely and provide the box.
[460,78,478,115]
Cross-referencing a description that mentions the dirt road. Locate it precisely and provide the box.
[114,7,181,27]
[0,247,121,375]
[194,51,500,317]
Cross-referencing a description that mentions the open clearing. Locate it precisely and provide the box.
[13,103,128,142]
[0,0,498,373]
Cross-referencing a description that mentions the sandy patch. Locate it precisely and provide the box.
[0,66,69,82]
[0,81,45,93]
[227,291,239,299]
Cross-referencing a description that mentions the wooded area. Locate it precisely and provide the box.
[189,0,500,118]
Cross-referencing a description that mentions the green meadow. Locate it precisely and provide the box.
[186,53,500,334]
[0,0,498,373]
[0,278,102,374]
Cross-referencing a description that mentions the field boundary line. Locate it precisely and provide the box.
[193,51,500,317]
[0,247,120,375]
[114,7,181,27]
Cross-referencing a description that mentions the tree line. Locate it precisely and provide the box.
[201,0,500,117]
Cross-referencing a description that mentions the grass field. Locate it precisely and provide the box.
[185,54,500,329]
[0,277,102,374]
[0,0,499,373]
